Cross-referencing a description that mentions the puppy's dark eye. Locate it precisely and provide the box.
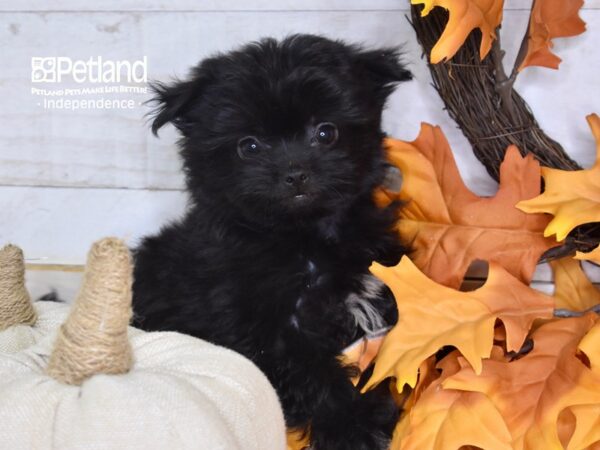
[314,123,338,146]
[237,136,262,159]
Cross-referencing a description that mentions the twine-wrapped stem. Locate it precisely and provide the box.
[0,244,37,331]
[47,238,133,385]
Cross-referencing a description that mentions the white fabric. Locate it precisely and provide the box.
[0,328,286,450]
[0,301,69,353]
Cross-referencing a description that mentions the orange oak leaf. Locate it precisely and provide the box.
[389,358,438,449]
[411,0,504,64]
[286,430,309,450]
[382,124,555,289]
[519,0,586,71]
[404,356,439,409]
[342,334,387,375]
[341,333,387,385]
[567,404,600,450]
[397,349,513,450]
[566,324,600,450]
[578,320,600,373]
[576,245,600,265]
[557,409,577,449]
[444,315,600,450]
[389,355,440,423]
[551,257,600,311]
[517,114,600,241]
[567,321,600,450]
[389,356,440,446]
[390,413,411,450]
[363,256,554,392]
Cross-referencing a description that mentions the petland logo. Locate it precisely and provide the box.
[31,56,147,83]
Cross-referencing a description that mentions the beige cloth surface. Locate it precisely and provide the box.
[0,301,69,353]
[0,327,286,450]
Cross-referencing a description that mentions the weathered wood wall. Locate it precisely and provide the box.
[1,0,599,299]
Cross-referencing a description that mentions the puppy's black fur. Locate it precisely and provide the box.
[132,34,411,450]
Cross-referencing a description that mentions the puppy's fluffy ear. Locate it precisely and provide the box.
[355,48,412,101]
[148,70,209,136]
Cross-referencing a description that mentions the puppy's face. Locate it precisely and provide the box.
[151,35,411,226]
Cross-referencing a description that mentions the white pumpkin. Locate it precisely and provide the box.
[0,238,286,450]
[0,244,69,353]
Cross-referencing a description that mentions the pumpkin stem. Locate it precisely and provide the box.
[0,244,37,331]
[47,238,133,385]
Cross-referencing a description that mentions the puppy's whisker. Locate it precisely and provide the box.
[329,186,345,201]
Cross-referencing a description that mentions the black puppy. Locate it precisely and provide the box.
[132,34,411,450]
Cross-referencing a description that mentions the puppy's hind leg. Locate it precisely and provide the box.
[309,378,398,450]
[277,352,398,450]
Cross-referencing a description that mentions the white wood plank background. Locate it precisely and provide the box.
[0,0,598,299]
[3,0,600,11]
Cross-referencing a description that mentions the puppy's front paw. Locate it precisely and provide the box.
[310,386,398,450]
[310,430,391,450]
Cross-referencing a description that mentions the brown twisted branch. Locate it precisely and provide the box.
[409,5,600,260]
[409,5,580,181]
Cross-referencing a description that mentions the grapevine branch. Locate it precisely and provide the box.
[409,5,580,181]
[554,304,600,318]
[409,5,600,259]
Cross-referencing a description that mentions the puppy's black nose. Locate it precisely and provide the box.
[285,170,309,187]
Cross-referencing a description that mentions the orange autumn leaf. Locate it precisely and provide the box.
[342,334,387,375]
[567,404,600,450]
[519,0,586,71]
[557,409,578,449]
[404,356,439,409]
[389,357,439,449]
[578,320,600,373]
[411,0,504,63]
[518,114,600,241]
[565,323,600,449]
[551,257,600,311]
[390,412,411,450]
[390,356,439,419]
[363,256,553,392]
[341,333,387,385]
[286,430,309,450]
[382,125,555,289]
[576,245,600,265]
[567,322,600,450]
[399,389,511,450]
[398,349,513,450]
[444,315,600,450]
